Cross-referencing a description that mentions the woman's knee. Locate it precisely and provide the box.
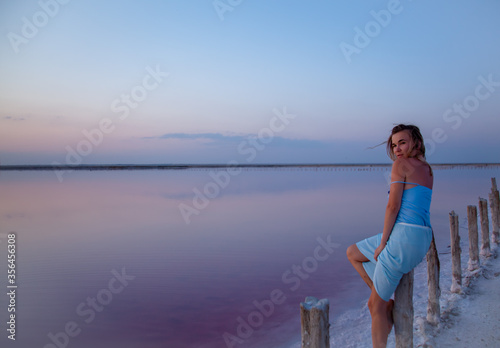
[346,244,356,260]
[346,244,364,262]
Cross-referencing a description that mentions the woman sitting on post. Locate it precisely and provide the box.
[346,124,433,348]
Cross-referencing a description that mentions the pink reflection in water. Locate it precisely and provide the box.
[0,167,498,347]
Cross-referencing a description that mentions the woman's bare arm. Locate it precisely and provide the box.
[374,159,406,260]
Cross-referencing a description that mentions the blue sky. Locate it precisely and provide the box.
[1,0,499,165]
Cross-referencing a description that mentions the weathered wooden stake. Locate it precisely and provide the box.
[300,297,330,348]
[426,233,440,325]
[394,270,413,348]
[449,211,461,293]
[467,205,480,271]
[478,197,491,258]
[490,178,500,245]
[490,191,499,244]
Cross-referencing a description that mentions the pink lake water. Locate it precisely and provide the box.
[0,165,498,347]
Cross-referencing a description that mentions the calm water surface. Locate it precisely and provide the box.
[0,166,498,347]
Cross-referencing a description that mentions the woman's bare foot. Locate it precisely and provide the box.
[387,299,394,333]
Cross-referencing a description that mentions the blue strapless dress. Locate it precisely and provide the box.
[356,181,433,301]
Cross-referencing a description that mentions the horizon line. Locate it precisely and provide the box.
[1,162,500,171]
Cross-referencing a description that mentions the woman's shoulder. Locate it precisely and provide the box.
[391,157,422,173]
[393,157,430,168]
[392,158,433,180]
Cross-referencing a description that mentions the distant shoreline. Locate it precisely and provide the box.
[1,163,499,171]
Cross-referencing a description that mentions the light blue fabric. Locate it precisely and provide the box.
[391,182,432,227]
[356,223,432,301]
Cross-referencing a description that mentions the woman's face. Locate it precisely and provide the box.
[391,130,413,158]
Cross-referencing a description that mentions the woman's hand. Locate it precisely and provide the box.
[374,243,386,261]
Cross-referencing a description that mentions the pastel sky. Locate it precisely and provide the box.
[1,0,499,165]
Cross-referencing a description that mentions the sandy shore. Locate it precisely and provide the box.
[422,245,500,347]
[324,242,500,347]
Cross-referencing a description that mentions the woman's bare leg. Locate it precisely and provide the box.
[387,299,394,332]
[368,289,392,348]
[346,244,373,289]
[348,244,395,346]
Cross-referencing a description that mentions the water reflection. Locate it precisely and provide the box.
[0,167,498,347]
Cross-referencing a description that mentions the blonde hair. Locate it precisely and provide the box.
[386,124,426,161]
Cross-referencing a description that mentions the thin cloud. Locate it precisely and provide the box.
[2,116,26,121]
[143,132,327,149]
[145,133,244,142]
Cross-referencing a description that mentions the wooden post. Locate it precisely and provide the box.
[490,191,499,244]
[394,270,413,348]
[478,198,491,258]
[449,211,461,293]
[426,233,440,325]
[300,297,330,348]
[467,205,480,271]
[490,178,500,245]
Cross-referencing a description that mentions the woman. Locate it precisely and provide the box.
[346,124,433,348]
